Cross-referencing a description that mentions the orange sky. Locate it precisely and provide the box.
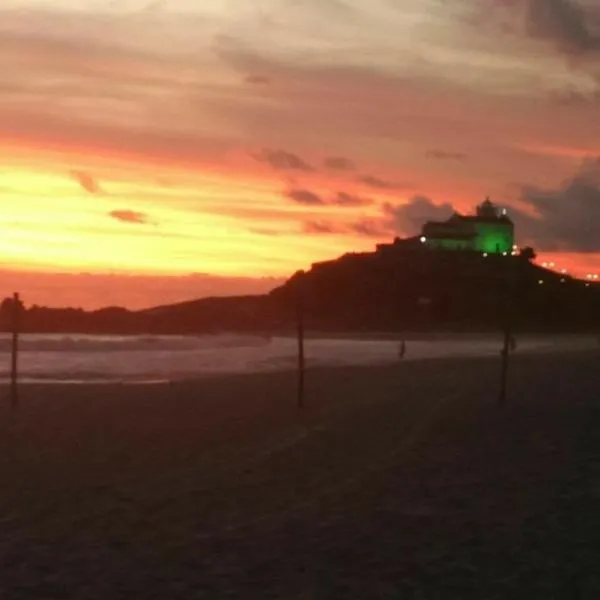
[1,1,600,309]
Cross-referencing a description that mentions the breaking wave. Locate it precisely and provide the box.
[0,333,594,384]
[0,333,272,353]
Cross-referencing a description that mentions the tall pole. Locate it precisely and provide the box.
[296,272,306,409]
[498,257,514,408]
[499,325,510,409]
[11,292,21,411]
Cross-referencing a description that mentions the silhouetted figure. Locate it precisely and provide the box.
[398,339,407,360]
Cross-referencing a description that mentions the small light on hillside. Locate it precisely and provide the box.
[502,252,508,256]
[538,280,544,285]
[560,278,566,283]
[483,253,488,257]
[420,236,427,243]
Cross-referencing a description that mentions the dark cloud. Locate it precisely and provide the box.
[332,191,373,207]
[71,170,102,195]
[514,158,600,251]
[383,195,455,235]
[358,174,405,190]
[526,0,600,57]
[286,188,324,205]
[245,74,270,85]
[109,210,149,224]
[303,195,457,239]
[349,220,388,237]
[303,219,386,237]
[255,149,313,171]
[324,156,356,170]
[287,188,372,208]
[549,86,600,105]
[426,149,467,161]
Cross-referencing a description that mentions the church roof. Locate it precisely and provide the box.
[458,214,514,224]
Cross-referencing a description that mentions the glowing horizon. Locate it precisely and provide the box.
[2,0,600,308]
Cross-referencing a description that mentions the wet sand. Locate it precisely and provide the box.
[0,352,599,598]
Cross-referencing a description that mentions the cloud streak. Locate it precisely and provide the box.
[324,156,356,170]
[254,149,314,172]
[286,188,324,205]
[71,171,102,195]
[109,210,150,225]
[332,191,373,207]
[426,149,467,161]
[358,175,406,190]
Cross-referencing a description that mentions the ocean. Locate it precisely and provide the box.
[0,333,596,384]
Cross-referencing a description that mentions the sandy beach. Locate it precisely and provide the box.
[0,351,599,598]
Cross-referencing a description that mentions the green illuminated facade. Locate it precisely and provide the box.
[422,199,514,254]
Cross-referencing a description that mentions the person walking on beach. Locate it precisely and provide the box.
[398,339,407,360]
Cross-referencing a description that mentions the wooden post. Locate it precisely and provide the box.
[498,258,515,408]
[499,327,510,408]
[11,292,20,410]
[296,272,306,409]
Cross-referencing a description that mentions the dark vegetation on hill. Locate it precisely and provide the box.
[1,248,599,334]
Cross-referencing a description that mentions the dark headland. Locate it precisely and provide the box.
[2,200,600,335]
[2,243,599,335]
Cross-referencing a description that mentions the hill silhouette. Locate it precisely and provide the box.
[1,244,599,334]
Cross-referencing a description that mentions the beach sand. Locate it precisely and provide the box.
[0,352,599,598]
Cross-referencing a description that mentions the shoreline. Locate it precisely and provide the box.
[0,339,597,387]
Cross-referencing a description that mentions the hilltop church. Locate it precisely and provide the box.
[378,199,515,255]
[421,198,514,254]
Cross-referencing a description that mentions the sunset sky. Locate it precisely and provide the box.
[2,0,600,309]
